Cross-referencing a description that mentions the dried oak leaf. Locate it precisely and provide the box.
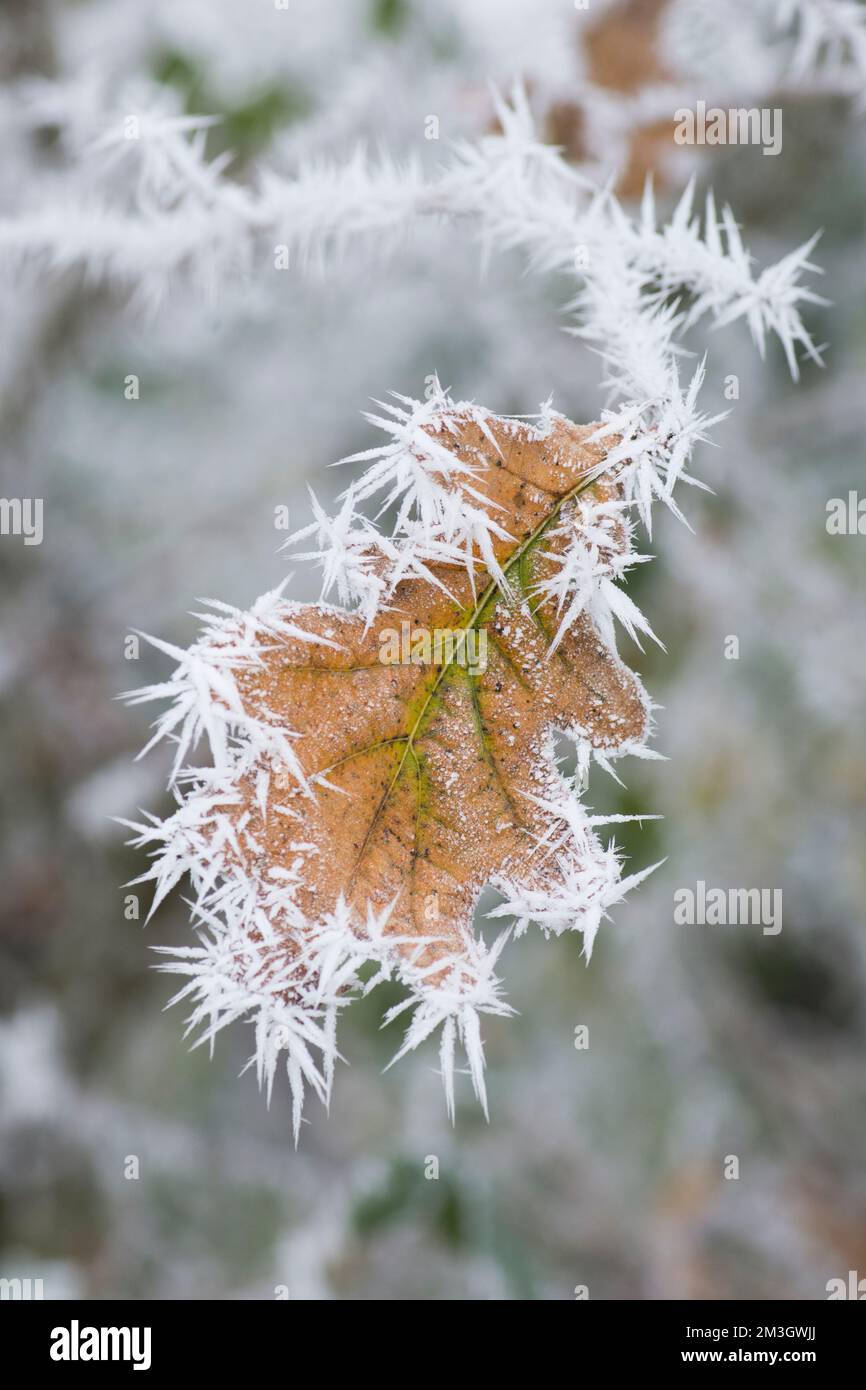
[244,416,648,949]
[127,405,655,1130]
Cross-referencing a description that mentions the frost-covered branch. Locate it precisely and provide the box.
[2,85,825,372]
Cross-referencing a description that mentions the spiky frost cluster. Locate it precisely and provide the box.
[123,276,814,1134]
[286,389,526,623]
[83,10,833,1132]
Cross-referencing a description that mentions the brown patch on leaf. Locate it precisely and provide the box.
[547,0,679,200]
[584,0,670,93]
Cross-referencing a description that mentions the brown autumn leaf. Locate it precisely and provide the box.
[237,413,648,960]
[126,400,656,1130]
